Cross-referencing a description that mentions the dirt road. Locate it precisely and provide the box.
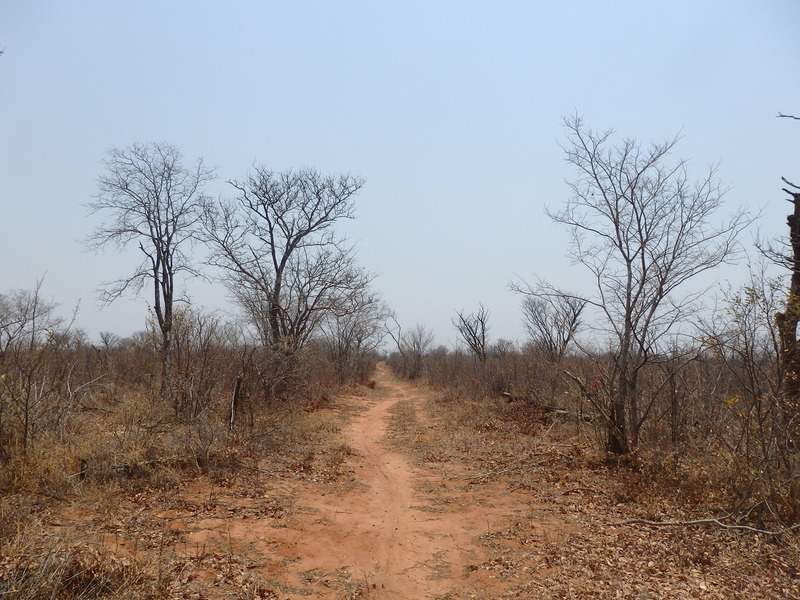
[270,363,543,598]
[169,362,556,599]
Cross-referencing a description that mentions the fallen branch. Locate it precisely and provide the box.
[618,517,800,537]
[464,453,548,483]
[560,487,599,496]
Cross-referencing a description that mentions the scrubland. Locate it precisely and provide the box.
[1,321,798,598]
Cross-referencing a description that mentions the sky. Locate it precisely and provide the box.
[1,1,799,348]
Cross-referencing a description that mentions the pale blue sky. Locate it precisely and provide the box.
[1,1,799,346]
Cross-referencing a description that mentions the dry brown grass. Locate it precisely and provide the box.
[5,351,798,599]
[0,353,369,599]
[0,520,165,600]
[387,381,800,599]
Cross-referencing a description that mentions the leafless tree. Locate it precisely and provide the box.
[453,304,490,363]
[87,142,214,408]
[98,331,121,353]
[386,318,434,379]
[762,116,800,427]
[513,290,585,361]
[320,290,389,383]
[489,338,515,360]
[548,115,749,454]
[0,281,80,456]
[204,167,370,357]
[773,178,800,437]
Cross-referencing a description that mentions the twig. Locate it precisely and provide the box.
[618,517,800,537]
[536,442,576,448]
[399,560,430,574]
[464,454,548,483]
[35,490,67,502]
[560,487,599,496]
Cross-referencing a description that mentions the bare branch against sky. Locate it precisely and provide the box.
[0,2,798,342]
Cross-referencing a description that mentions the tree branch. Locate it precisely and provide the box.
[618,517,800,537]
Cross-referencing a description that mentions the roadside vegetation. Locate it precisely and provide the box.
[388,116,800,536]
[0,296,379,599]
[0,152,384,597]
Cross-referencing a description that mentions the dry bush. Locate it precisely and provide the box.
[0,526,165,600]
[386,384,568,478]
[423,334,800,528]
[424,346,580,417]
[239,394,357,485]
[0,314,362,485]
[0,286,376,596]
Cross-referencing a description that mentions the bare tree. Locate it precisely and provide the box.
[489,338,515,360]
[453,304,490,363]
[0,281,79,455]
[763,116,800,432]
[549,115,748,454]
[386,318,434,380]
[320,290,388,383]
[204,167,370,356]
[513,290,585,361]
[87,142,214,408]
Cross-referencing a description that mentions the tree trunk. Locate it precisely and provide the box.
[776,181,800,502]
[161,334,174,412]
[229,376,243,430]
[629,374,641,448]
[610,309,634,454]
[609,378,630,454]
[777,184,800,440]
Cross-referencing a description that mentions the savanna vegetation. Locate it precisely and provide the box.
[2,116,799,597]
[388,117,800,536]
[0,146,385,598]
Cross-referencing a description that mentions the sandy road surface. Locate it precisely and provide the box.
[165,363,550,599]
[258,363,540,598]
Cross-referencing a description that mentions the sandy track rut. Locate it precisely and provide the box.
[279,366,469,598]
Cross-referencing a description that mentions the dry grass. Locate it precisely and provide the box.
[0,523,164,600]
[5,343,799,598]
[0,373,367,599]
[388,386,800,599]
